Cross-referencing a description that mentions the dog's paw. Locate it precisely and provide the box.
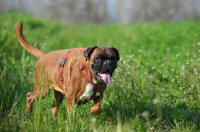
[90,106,100,115]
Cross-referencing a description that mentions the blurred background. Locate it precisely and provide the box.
[0,0,200,24]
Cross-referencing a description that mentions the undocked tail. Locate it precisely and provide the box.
[16,21,45,58]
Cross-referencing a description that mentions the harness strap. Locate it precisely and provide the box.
[59,50,71,81]
[59,48,84,81]
[59,48,98,99]
[79,62,94,85]
[80,65,98,99]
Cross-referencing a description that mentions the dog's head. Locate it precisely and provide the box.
[84,46,120,84]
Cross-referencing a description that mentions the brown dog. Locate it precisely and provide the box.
[16,22,120,116]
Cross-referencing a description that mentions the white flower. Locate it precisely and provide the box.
[152,98,160,105]
[182,65,185,70]
[141,111,150,118]
[91,118,96,123]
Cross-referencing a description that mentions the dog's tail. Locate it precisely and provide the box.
[16,21,45,58]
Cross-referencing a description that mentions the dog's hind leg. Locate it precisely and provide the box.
[51,90,64,116]
[26,70,49,113]
[26,86,36,113]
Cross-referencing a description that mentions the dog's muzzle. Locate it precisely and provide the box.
[92,60,117,84]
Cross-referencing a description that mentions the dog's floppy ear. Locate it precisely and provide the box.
[112,47,120,61]
[84,46,98,61]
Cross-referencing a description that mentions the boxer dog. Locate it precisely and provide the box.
[16,22,120,116]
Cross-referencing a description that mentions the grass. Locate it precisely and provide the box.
[0,12,200,131]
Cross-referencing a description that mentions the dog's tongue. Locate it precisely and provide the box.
[99,73,112,84]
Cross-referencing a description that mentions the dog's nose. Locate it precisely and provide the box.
[104,61,112,66]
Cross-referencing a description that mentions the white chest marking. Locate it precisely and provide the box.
[93,78,98,84]
[80,83,94,100]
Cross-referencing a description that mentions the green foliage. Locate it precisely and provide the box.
[0,12,200,131]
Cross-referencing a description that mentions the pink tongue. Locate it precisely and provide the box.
[99,73,112,84]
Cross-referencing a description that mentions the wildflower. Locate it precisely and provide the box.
[182,65,185,70]
[152,98,160,105]
[176,54,179,57]
[141,111,150,118]
[91,118,96,123]
[180,72,185,77]
[194,69,198,75]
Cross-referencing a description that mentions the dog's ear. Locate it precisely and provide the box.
[84,46,98,61]
[111,47,120,61]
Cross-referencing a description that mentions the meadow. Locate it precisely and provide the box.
[0,12,200,131]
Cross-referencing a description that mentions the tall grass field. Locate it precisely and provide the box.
[0,13,200,131]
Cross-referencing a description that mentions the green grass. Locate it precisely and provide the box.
[0,12,200,131]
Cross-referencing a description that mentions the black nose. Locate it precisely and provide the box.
[104,61,112,66]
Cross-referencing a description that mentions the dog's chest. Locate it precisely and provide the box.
[79,83,100,101]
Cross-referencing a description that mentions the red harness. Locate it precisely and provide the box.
[59,48,98,99]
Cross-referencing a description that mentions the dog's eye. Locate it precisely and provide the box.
[95,56,101,61]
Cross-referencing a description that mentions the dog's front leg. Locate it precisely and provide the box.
[66,95,75,113]
[90,94,103,115]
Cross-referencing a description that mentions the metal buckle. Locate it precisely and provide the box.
[60,58,66,67]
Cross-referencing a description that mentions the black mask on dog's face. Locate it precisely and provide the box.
[84,46,120,84]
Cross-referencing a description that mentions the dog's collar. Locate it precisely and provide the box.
[59,48,98,99]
